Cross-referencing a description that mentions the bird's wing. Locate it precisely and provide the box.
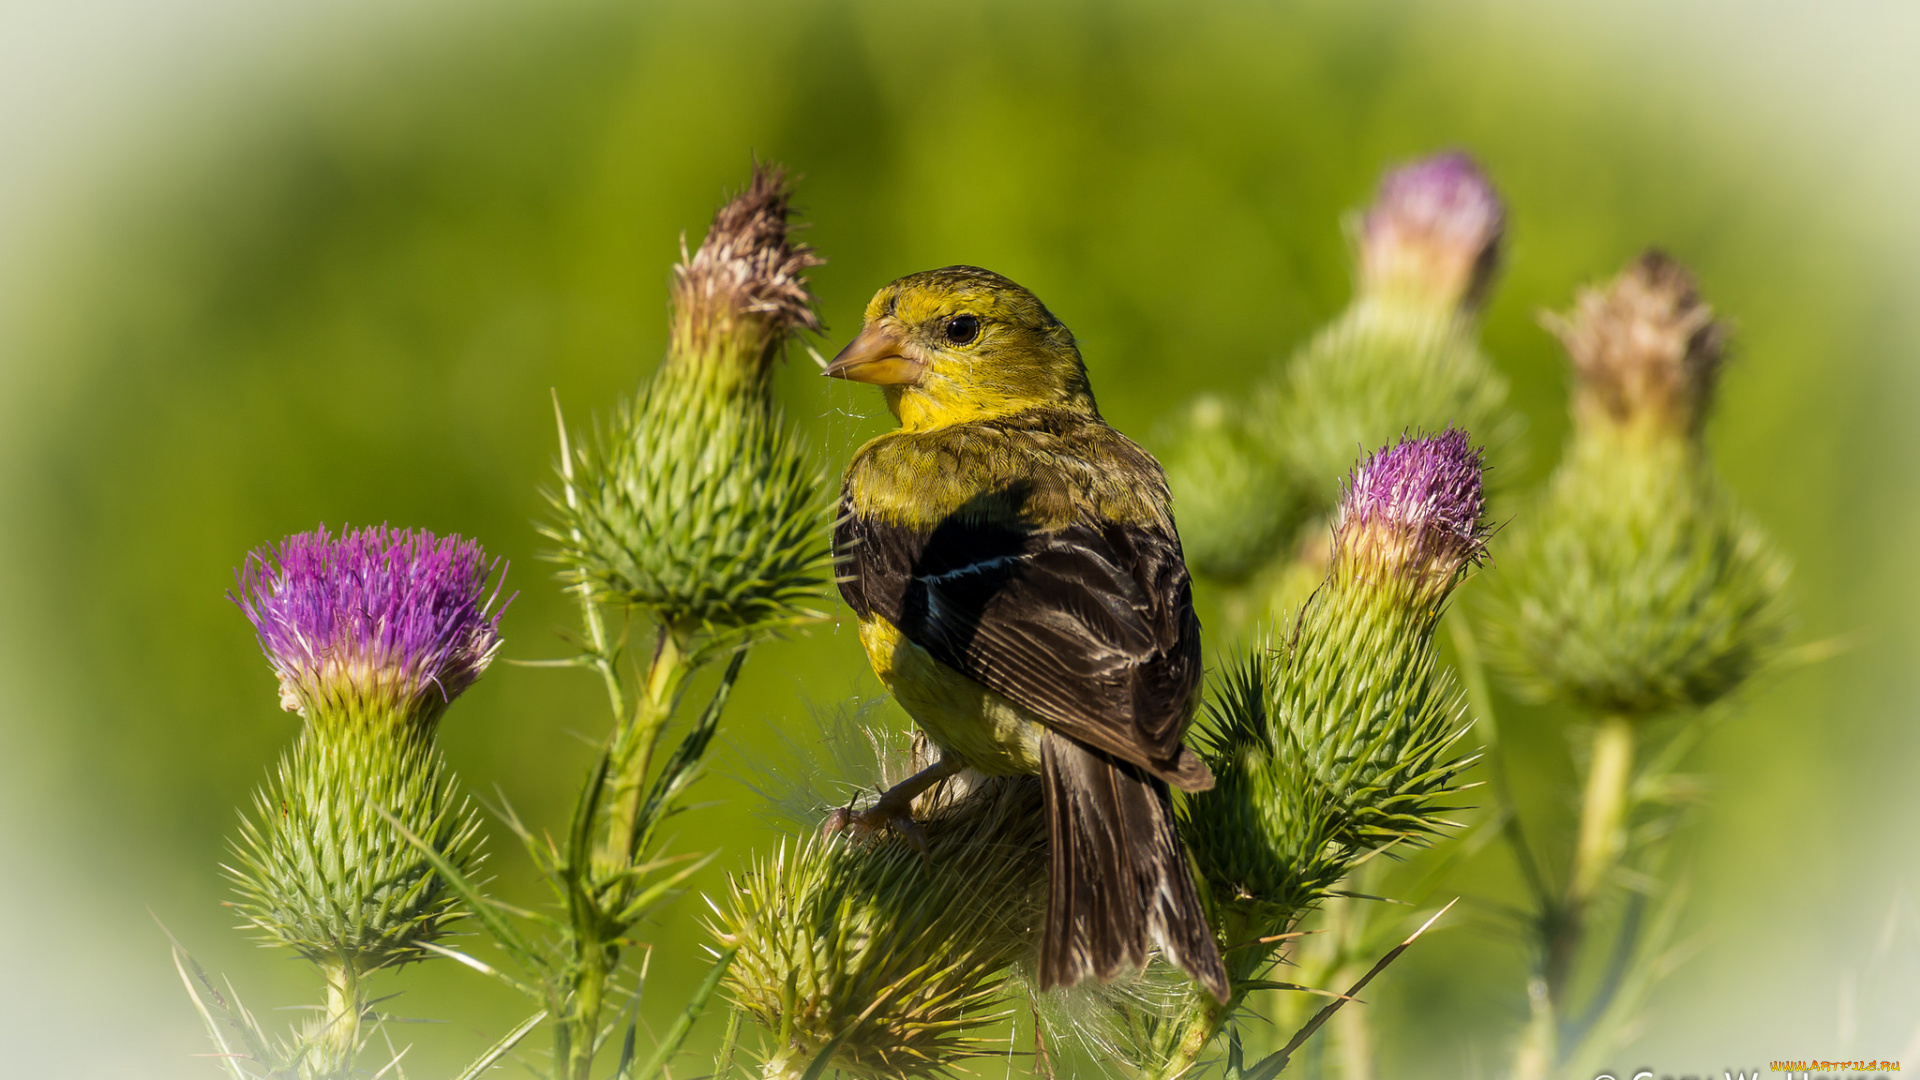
[836,508,1211,790]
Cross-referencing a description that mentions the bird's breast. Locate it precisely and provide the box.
[857,616,1046,776]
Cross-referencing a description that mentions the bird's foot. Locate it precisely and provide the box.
[820,752,962,853]
[822,790,928,852]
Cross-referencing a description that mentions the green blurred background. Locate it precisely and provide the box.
[1,0,1915,1076]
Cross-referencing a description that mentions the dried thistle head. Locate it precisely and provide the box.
[713,775,1047,1080]
[1357,152,1506,313]
[1489,256,1789,718]
[669,163,824,396]
[547,164,830,641]
[1543,249,1727,438]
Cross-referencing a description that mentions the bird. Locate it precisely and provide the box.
[823,264,1229,1002]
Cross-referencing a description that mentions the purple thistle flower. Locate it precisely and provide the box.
[232,525,509,726]
[1335,430,1489,590]
[1358,152,1505,311]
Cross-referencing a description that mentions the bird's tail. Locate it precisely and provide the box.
[1037,730,1229,1002]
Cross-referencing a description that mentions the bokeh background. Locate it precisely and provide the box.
[1,1,1916,1076]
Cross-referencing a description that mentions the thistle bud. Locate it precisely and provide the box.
[714,776,1047,1080]
[1357,152,1506,314]
[551,164,831,638]
[226,525,492,973]
[1185,433,1484,924]
[1490,254,1789,717]
[1543,249,1727,438]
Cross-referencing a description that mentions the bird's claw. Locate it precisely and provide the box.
[820,797,929,853]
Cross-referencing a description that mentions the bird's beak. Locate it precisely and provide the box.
[822,324,926,386]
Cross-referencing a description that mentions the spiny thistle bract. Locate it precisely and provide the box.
[227,723,485,968]
[713,773,1048,1080]
[225,524,501,970]
[1161,152,1519,593]
[1489,251,1791,717]
[1185,432,1487,923]
[549,165,832,639]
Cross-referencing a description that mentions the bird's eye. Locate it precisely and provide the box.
[943,314,981,345]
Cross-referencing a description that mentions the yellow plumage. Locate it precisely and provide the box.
[825,265,1228,1002]
[857,617,1045,775]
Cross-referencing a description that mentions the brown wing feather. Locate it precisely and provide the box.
[835,505,1211,790]
[1038,731,1228,1000]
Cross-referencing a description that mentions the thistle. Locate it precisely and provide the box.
[1273,153,1519,506]
[550,164,831,640]
[1486,254,1792,1075]
[403,168,844,1080]
[225,524,503,1075]
[1162,152,1518,609]
[1188,431,1486,922]
[1491,251,1790,717]
[713,770,1048,1080]
[233,526,507,732]
[1356,151,1506,314]
[1550,247,1725,438]
[1145,433,1485,1080]
[668,166,828,400]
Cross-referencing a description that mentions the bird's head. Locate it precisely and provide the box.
[824,266,1097,431]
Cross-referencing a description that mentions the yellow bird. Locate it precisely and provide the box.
[824,265,1228,1001]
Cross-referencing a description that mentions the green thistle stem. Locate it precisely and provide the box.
[1552,715,1635,995]
[565,622,693,1078]
[1154,993,1232,1080]
[565,960,609,1080]
[1145,909,1267,1080]
[1330,958,1375,1080]
[1446,615,1550,907]
[1571,715,1635,906]
[1511,975,1556,1080]
[604,627,691,867]
[311,958,366,1079]
[713,1006,742,1080]
[557,386,693,1078]
[1520,714,1634,1080]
